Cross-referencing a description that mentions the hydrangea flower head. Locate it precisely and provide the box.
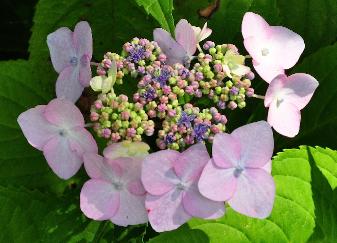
[242,12,304,82]
[264,73,319,137]
[142,143,225,232]
[17,98,98,179]
[199,121,275,218]
[154,19,197,66]
[47,21,93,102]
[80,142,148,226]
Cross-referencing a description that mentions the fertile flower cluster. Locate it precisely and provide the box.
[17,12,319,233]
[90,93,155,142]
[90,36,255,150]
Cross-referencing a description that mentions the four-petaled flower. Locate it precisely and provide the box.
[242,12,304,82]
[80,142,149,226]
[17,98,98,179]
[142,143,225,232]
[47,21,93,102]
[199,121,275,219]
[264,73,318,137]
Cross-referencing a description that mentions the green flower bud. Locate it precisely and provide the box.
[206,71,214,79]
[122,121,129,128]
[238,101,246,109]
[226,81,233,88]
[215,86,222,95]
[103,120,111,128]
[138,60,145,66]
[150,54,156,61]
[169,77,177,85]
[209,47,216,55]
[111,113,118,120]
[137,127,144,135]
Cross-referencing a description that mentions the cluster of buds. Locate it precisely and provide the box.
[156,104,227,150]
[90,38,257,150]
[190,41,255,110]
[90,93,155,143]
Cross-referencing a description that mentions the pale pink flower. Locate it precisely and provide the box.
[199,121,275,219]
[81,142,149,225]
[17,98,98,179]
[242,12,304,82]
[265,73,318,137]
[47,21,93,102]
[142,143,225,232]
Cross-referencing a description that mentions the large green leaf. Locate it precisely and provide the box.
[135,0,175,34]
[0,185,105,242]
[149,147,315,242]
[306,146,337,242]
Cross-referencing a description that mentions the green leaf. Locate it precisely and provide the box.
[276,0,337,56]
[277,42,337,151]
[0,185,104,242]
[306,146,337,242]
[149,147,315,242]
[308,147,337,190]
[0,60,68,193]
[135,0,175,34]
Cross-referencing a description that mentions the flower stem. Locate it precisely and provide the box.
[197,44,203,53]
[253,94,265,99]
[90,61,99,66]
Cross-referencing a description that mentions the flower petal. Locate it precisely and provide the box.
[47,27,76,73]
[146,189,190,232]
[142,150,180,195]
[268,26,305,69]
[183,183,225,219]
[127,179,146,196]
[173,143,210,182]
[153,28,188,66]
[212,133,241,168]
[252,59,285,83]
[175,19,197,56]
[268,99,301,137]
[17,105,57,150]
[242,12,270,39]
[231,121,274,168]
[73,21,93,59]
[79,61,92,87]
[111,190,147,226]
[228,168,275,219]
[198,159,237,202]
[282,73,319,110]
[55,66,84,103]
[44,98,84,128]
[264,74,286,107]
[80,179,119,220]
[69,127,98,154]
[43,136,83,179]
[83,153,122,180]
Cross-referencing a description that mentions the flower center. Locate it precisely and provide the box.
[58,129,68,137]
[112,181,123,191]
[233,167,244,178]
[261,48,269,56]
[176,182,187,191]
[70,56,78,66]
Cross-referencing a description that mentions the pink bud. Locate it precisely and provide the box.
[94,100,103,109]
[90,112,99,121]
[121,111,130,120]
[102,128,111,138]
